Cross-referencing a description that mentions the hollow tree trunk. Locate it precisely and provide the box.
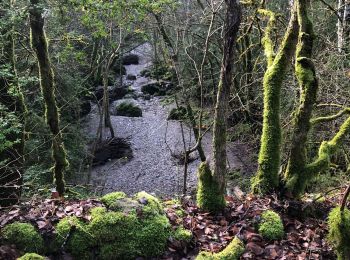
[251,4,299,194]
[0,1,26,206]
[29,0,68,196]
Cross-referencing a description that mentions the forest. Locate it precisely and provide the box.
[0,0,350,259]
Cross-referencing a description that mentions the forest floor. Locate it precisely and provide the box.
[83,43,252,197]
[0,192,338,259]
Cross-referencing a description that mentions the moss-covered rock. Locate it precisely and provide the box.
[173,226,192,242]
[168,106,187,121]
[141,63,174,81]
[115,102,142,117]
[134,191,164,216]
[196,237,244,260]
[90,210,139,259]
[91,193,171,259]
[54,216,94,259]
[135,214,171,257]
[1,222,44,254]
[17,253,45,260]
[141,82,161,95]
[327,206,350,260]
[101,191,126,207]
[52,192,172,259]
[196,162,226,213]
[258,210,284,240]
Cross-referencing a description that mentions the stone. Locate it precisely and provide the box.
[126,74,137,80]
[122,54,139,65]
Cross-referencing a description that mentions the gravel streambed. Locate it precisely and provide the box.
[85,43,246,196]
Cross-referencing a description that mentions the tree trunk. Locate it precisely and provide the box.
[29,0,68,196]
[344,0,350,50]
[251,4,299,194]
[284,0,318,197]
[212,0,242,195]
[0,0,26,206]
[102,63,115,138]
[337,0,345,53]
[196,0,241,212]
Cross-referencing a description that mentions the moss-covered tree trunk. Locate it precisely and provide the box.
[251,5,298,194]
[283,0,318,197]
[29,0,68,196]
[283,0,350,197]
[0,1,26,206]
[196,0,241,212]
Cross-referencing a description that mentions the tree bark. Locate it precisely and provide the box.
[29,0,68,196]
[212,0,241,196]
[102,62,115,138]
[337,0,345,53]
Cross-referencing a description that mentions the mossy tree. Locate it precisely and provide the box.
[251,3,299,194]
[284,0,350,197]
[0,0,26,206]
[29,0,68,195]
[196,162,225,213]
[327,184,350,259]
[208,0,241,210]
[283,0,319,197]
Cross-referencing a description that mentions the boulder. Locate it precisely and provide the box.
[115,102,142,117]
[94,85,129,102]
[92,137,133,166]
[110,86,128,100]
[122,54,139,65]
[141,82,161,95]
[140,80,172,96]
[126,74,137,80]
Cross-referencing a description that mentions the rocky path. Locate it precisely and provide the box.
[85,43,247,197]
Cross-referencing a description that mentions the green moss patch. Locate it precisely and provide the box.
[17,253,45,260]
[196,237,244,260]
[134,191,163,215]
[173,226,192,242]
[101,191,126,207]
[115,102,142,117]
[258,210,284,240]
[196,162,226,213]
[1,222,44,254]
[52,191,173,259]
[54,216,93,259]
[327,206,350,260]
